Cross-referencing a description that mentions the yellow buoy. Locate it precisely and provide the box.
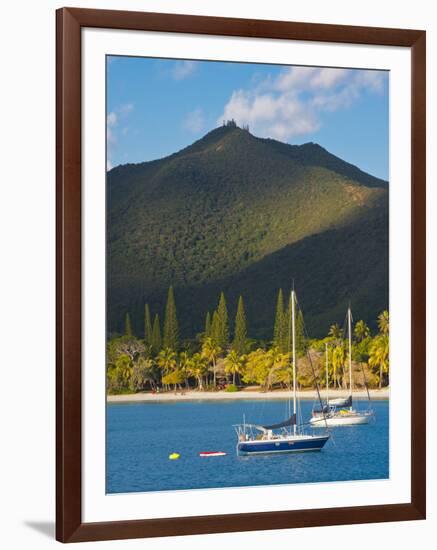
[169,452,180,460]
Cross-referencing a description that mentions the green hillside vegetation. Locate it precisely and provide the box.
[107,122,388,339]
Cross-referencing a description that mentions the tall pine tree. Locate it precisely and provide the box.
[151,314,161,355]
[295,310,306,356]
[232,296,247,355]
[273,289,285,351]
[211,311,220,345]
[284,291,293,353]
[144,304,152,345]
[124,312,132,337]
[163,286,179,351]
[204,311,211,338]
[283,293,306,355]
[215,292,229,350]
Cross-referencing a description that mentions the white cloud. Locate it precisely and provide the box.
[354,70,385,92]
[107,112,117,146]
[119,103,134,115]
[183,108,205,133]
[273,67,347,93]
[172,61,197,80]
[107,111,117,126]
[221,89,319,141]
[107,159,113,171]
[106,104,134,167]
[107,127,115,146]
[218,67,386,141]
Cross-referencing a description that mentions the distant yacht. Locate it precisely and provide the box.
[234,289,330,455]
[310,307,374,427]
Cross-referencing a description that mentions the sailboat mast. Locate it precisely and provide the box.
[292,290,297,435]
[348,306,353,409]
[325,342,329,404]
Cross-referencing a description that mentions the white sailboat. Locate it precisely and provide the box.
[310,307,374,427]
[234,290,330,454]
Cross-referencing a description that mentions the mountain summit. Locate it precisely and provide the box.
[107,124,388,338]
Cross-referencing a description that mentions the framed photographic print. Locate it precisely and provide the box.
[56,7,426,543]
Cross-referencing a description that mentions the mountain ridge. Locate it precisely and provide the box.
[109,124,387,188]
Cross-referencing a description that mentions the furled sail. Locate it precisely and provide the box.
[328,395,352,408]
[262,414,296,430]
[313,395,352,414]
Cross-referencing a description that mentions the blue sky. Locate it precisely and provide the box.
[107,56,389,180]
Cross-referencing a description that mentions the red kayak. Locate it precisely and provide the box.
[199,451,227,457]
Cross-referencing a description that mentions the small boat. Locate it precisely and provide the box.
[310,307,374,427]
[199,451,227,457]
[234,289,330,456]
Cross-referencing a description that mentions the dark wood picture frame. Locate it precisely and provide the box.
[56,7,426,543]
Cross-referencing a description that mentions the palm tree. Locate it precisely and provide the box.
[223,350,245,385]
[188,353,208,391]
[162,369,185,392]
[377,310,389,335]
[331,344,346,389]
[328,323,344,342]
[369,334,389,389]
[354,320,370,342]
[201,337,221,387]
[178,351,192,389]
[115,354,133,387]
[268,348,291,390]
[157,348,177,389]
[243,349,270,390]
[242,348,290,391]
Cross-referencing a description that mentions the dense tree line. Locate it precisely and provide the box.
[107,288,390,395]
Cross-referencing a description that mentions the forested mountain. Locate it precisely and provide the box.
[107,123,388,339]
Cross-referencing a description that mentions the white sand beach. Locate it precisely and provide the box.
[107,388,389,403]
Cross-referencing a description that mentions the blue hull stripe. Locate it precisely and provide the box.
[238,437,329,455]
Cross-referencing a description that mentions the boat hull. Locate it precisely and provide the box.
[199,452,227,457]
[237,435,329,455]
[310,411,372,427]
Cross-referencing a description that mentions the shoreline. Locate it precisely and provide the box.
[107,388,389,403]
